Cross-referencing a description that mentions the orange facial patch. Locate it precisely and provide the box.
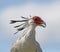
[32,16,43,24]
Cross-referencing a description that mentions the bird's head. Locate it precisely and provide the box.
[10,16,46,34]
[28,16,46,28]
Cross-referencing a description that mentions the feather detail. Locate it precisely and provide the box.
[14,23,25,28]
[17,27,25,31]
[10,20,28,24]
[14,27,25,34]
[21,16,29,19]
[14,23,27,34]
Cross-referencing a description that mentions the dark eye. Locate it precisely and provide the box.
[35,18,38,21]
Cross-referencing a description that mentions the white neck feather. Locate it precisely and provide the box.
[24,24,36,41]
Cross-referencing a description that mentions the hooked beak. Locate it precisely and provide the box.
[40,22,46,28]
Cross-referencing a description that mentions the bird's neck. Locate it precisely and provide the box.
[25,25,36,41]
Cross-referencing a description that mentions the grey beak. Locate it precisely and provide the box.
[40,22,46,28]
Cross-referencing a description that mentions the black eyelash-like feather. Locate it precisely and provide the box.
[17,27,24,31]
[14,27,25,34]
[10,20,28,24]
[10,16,29,34]
[14,23,27,34]
[21,16,29,19]
[14,23,25,28]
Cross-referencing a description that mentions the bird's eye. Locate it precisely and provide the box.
[35,18,38,21]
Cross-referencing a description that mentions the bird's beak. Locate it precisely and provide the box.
[40,22,46,28]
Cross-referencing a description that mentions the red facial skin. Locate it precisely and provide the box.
[32,16,43,25]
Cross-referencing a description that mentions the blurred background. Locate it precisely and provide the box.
[0,0,60,52]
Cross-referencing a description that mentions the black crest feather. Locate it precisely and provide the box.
[10,20,28,24]
[10,16,29,34]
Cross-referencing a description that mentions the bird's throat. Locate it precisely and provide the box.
[25,25,36,41]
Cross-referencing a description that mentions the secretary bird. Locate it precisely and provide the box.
[10,16,46,52]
